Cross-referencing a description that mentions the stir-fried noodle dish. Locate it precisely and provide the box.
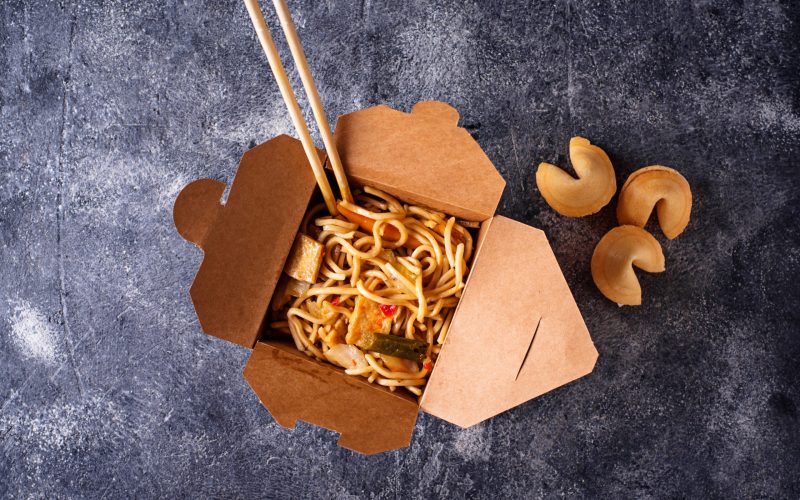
[270,186,475,398]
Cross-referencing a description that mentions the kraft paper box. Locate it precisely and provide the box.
[173,101,598,455]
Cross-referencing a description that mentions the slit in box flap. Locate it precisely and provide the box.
[333,101,506,222]
[243,340,418,455]
[173,135,319,348]
[420,216,599,428]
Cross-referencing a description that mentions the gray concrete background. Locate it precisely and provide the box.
[1,0,799,497]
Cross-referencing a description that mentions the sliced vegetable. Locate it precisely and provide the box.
[355,332,427,362]
[284,233,324,283]
[285,277,311,297]
[382,249,417,284]
[330,296,341,306]
[270,276,310,311]
[324,344,368,370]
[381,354,418,372]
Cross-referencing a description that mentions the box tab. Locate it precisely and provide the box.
[334,101,506,221]
[173,135,319,348]
[244,340,418,455]
[420,216,599,427]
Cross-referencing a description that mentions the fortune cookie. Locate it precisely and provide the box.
[617,166,692,239]
[536,137,616,217]
[591,225,665,306]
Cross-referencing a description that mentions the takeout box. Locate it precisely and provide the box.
[173,101,598,454]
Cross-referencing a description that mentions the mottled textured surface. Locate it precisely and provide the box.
[1,0,799,497]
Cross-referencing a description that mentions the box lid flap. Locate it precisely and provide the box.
[173,135,319,348]
[244,340,418,455]
[420,216,598,427]
[334,101,506,221]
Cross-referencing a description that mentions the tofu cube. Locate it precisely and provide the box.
[284,233,324,283]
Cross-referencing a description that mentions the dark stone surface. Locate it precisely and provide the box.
[1,0,799,497]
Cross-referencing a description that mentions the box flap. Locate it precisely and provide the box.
[244,340,418,455]
[173,135,319,348]
[420,216,598,427]
[333,101,506,221]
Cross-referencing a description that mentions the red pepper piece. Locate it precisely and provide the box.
[379,304,398,317]
[330,296,340,306]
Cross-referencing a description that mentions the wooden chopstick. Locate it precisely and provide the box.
[271,0,353,204]
[242,0,338,215]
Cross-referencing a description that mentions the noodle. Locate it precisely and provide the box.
[273,188,473,398]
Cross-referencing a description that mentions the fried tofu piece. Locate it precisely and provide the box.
[346,296,393,345]
[284,233,324,283]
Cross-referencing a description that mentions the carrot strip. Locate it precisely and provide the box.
[338,204,423,249]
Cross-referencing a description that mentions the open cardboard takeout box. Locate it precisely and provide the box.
[173,101,598,454]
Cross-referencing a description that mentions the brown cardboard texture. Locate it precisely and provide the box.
[420,216,599,427]
[174,101,598,455]
[244,340,418,454]
[173,135,320,348]
[333,101,506,221]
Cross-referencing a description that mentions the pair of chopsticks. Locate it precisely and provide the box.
[243,0,352,215]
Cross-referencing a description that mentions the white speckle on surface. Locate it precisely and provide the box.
[210,108,294,147]
[755,98,800,133]
[0,391,135,481]
[160,172,189,210]
[7,299,60,365]
[453,423,491,461]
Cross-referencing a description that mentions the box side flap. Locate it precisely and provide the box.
[174,135,319,348]
[173,178,226,247]
[420,216,598,427]
[244,340,418,455]
[333,102,506,221]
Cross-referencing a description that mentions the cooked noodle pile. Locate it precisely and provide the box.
[271,187,474,397]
